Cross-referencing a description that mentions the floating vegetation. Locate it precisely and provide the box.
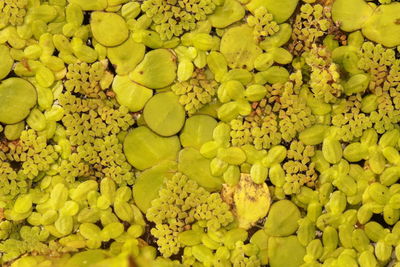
[0,0,400,266]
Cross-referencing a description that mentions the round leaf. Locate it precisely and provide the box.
[112,75,153,112]
[220,25,262,71]
[107,37,145,75]
[264,200,301,236]
[133,161,177,213]
[0,78,37,124]
[123,126,181,170]
[129,49,177,89]
[143,92,185,137]
[268,236,306,267]
[179,115,218,150]
[246,0,299,23]
[332,0,374,32]
[91,12,129,47]
[362,3,400,47]
[178,147,223,191]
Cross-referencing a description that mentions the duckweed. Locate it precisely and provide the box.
[1,0,400,266]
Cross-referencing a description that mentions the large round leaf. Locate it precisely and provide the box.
[129,49,177,89]
[246,0,299,23]
[107,37,145,75]
[133,160,177,213]
[91,12,129,47]
[178,147,223,191]
[220,25,262,71]
[143,92,185,137]
[0,78,37,124]
[268,236,306,267]
[332,0,374,32]
[362,3,400,47]
[179,115,217,150]
[264,200,301,236]
[112,75,153,112]
[208,0,245,28]
[123,126,181,170]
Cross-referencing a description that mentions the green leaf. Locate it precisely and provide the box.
[178,147,223,191]
[123,126,181,170]
[268,236,306,267]
[133,160,177,212]
[332,0,374,32]
[264,200,301,236]
[179,115,217,150]
[143,92,186,137]
[0,78,37,124]
[362,3,400,47]
[129,49,177,89]
[90,12,129,46]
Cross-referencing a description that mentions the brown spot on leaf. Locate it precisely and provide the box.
[248,195,256,202]
[128,256,138,267]
[21,58,31,72]
[106,90,115,98]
